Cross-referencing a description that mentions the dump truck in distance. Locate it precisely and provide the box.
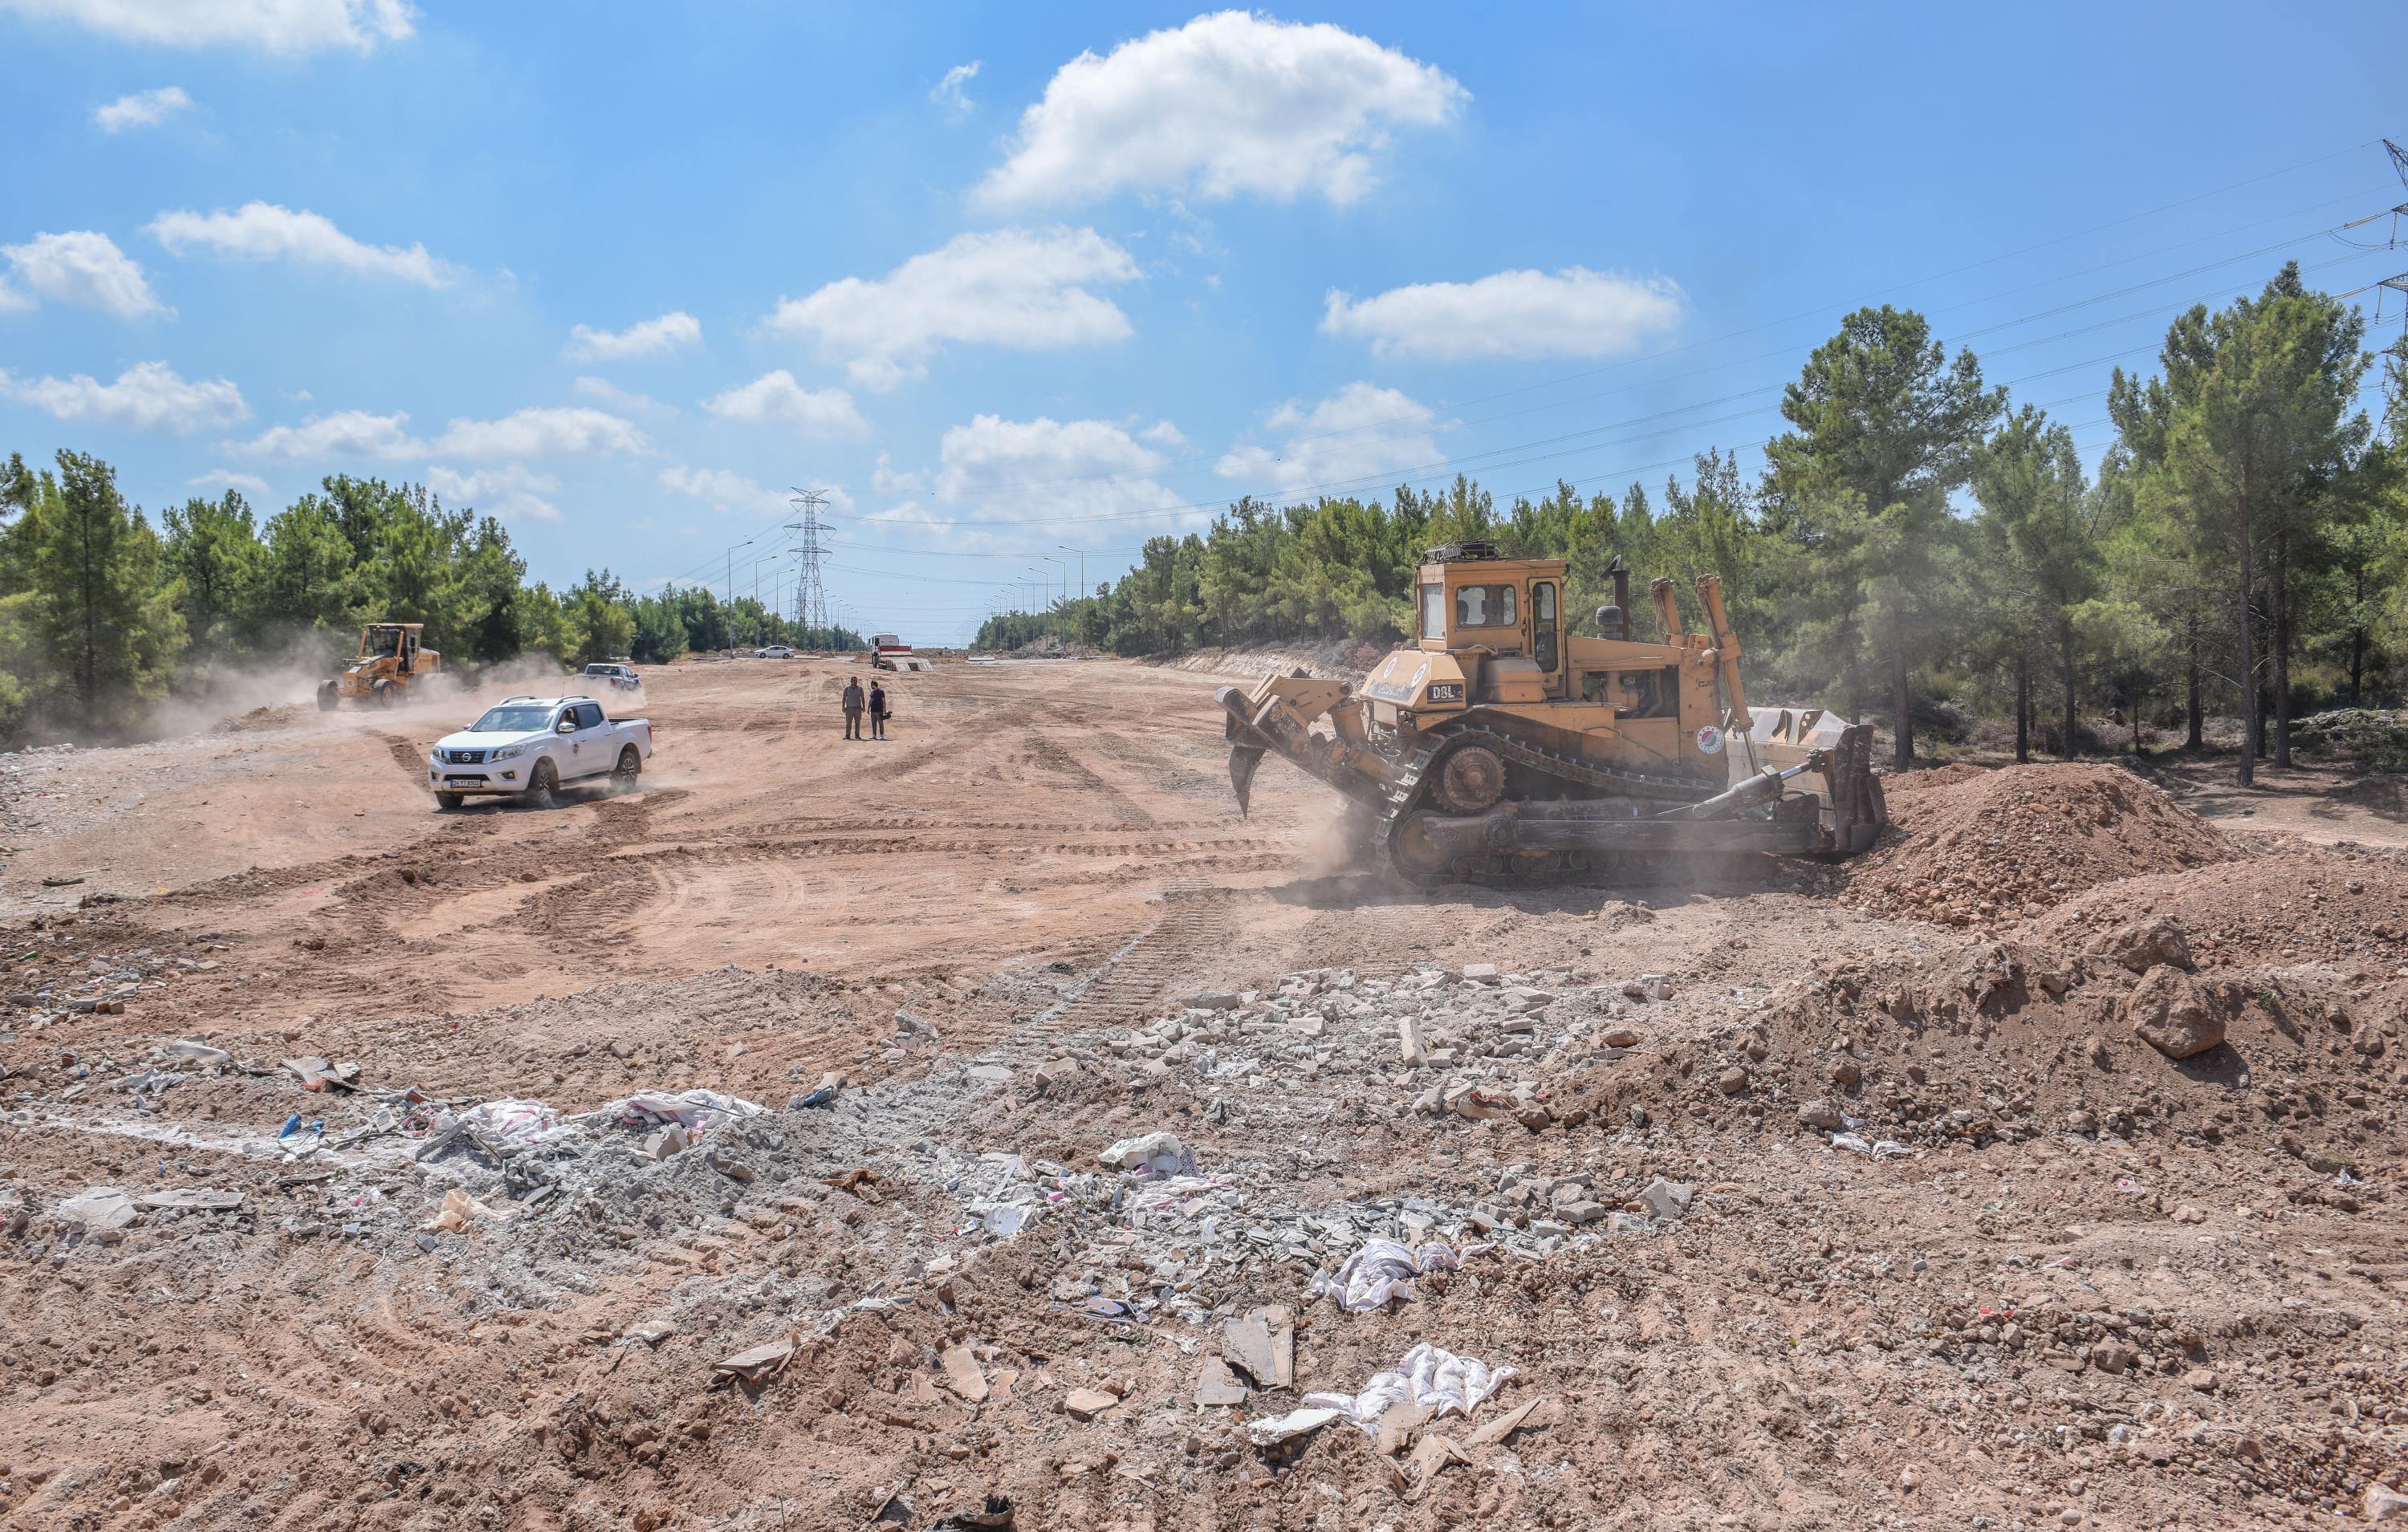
[1216,542,1886,887]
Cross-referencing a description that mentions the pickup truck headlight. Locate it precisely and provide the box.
[491,743,525,761]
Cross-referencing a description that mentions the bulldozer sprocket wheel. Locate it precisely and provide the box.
[1433,744,1505,814]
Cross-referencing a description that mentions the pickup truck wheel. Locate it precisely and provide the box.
[434,792,464,811]
[611,746,641,794]
[525,760,559,810]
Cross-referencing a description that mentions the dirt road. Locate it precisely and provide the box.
[2,658,2404,1530]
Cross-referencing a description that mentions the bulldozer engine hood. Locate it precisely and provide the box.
[1362,649,1467,711]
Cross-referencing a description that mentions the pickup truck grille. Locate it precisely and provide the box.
[439,747,487,765]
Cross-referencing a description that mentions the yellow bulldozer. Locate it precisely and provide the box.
[316,622,441,709]
[1217,542,1886,887]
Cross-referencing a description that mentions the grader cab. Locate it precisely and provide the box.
[317,622,441,710]
[1216,543,1885,886]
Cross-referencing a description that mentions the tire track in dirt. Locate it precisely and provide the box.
[1023,731,1157,829]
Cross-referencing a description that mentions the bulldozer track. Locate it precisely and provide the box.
[1373,725,1718,892]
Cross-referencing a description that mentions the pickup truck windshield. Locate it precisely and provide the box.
[470,706,556,733]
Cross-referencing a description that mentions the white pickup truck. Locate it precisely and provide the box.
[425,695,653,810]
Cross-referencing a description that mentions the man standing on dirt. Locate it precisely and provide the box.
[868,680,889,740]
[842,675,865,740]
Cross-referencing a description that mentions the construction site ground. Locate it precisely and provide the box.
[2,656,2404,1531]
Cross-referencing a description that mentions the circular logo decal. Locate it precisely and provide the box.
[1694,725,1725,755]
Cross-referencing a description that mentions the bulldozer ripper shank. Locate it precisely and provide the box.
[1216,543,1887,888]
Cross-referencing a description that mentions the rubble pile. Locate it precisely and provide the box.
[1846,762,2235,927]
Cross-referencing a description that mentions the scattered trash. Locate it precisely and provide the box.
[794,1071,844,1109]
[420,1189,502,1233]
[278,1115,323,1155]
[164,1038,230,1066]
[283,1056,361,1092]
[1244,1405,1342,1445]
[1097,1130,1191,1176]
[934,1496,1014,1530]
[608,1087,768,1134]
[459,1097,565,1147]
[1465,1394,1555,1447]
[1310,1237,1474,1311]
[621,1319,676,1347]
[1295,1343,1519,1437]
[1830,1132,1912,1160]
[40,875,83,888]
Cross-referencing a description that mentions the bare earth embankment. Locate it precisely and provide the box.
[2,658,2404,1530]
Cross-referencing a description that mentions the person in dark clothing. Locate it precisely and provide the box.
[841,676,864,740]
[868,681,889,739]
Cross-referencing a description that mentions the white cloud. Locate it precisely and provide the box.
[869,412,1188,540]
[0,360,246,433]
[148,201,457,287]
[432,406,647,459]
[1216,381,1440,496]
[94,85,191,132]
[978,11,1465,209]
[563,310,700,362]
[427,463,561,524]
[870,452,924,498]
[699,369,867,439]
[1321,268,1685,361]
[761,226,1137,391]
[187,468,271,499]
[0,0,415,54]
[227,408,414,459]
[1,230,166,317]
[930,59,979,116]
[659,465,854,520]
[572,375,671,414]
[1138,419,1186,447]
[229,404,646,460]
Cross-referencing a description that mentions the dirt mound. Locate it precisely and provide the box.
[1846,762,2234,925]
[2020,840,2408,972]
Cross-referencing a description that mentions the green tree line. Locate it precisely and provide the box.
[982,265,2408,781]
[0,461,863,743]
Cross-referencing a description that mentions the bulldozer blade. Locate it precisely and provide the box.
[1229,745,1265,819]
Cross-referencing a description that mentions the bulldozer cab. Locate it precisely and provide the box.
[1413,542,1566,693]
[322,622,440,709]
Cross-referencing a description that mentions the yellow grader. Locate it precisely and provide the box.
[1217,542,1886,887]
[316,622,441,709]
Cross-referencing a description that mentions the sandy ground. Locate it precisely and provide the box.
[1,657,2403,1531]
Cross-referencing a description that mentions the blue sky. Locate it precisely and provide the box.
[1,2,2401,643]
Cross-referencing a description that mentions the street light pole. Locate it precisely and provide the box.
[722,538,752,654]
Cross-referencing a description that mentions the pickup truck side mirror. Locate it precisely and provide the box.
[556,718,576,733]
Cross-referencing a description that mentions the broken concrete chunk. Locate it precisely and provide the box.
[1223,1306,1294,1390]
[641,1124,691,1160]
[1797,1099,1845,1131]
[1397,1016,1427,1068]
[135,1188,242,1211]
[1064,1388,1118,1420]
[1637,1177,1694,1220]
[712,1338,796,1382]
[939,1344,989,1404]
[1458,963,1499,983]
[1194,1357,1248,1408]
[57,1187,137,1237]
[1183,991,1239,1011]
